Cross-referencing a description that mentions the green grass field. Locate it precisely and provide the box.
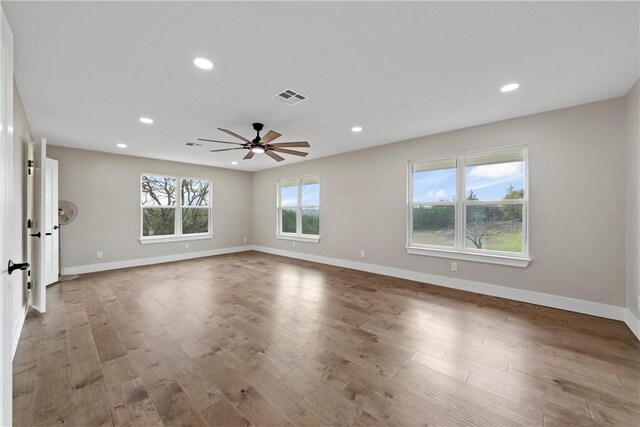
[413,222,522,252]
[412,231,455,247]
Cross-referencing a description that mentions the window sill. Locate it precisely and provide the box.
[139,234,212,245]
[276,234,320,244]
[406,246,530,267]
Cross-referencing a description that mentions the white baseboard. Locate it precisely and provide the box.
[64,245,252,275]
[12,303,27,359]
[251,245,627,322]
[623,309,640,340]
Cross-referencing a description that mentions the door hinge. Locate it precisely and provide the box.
[27,218,32,229]
[27,282,31,290]
[27,160,34,175]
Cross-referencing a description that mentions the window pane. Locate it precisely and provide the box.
[465,149,524,201]
[302,208,319,235]
[301,175,319,206]
[141,176,176,206]
[412,205,455,247]
[182,208,209,234]
[412,158,456,203]
[181,179,209,206]
[142,207,175,236]
[281,208,297,233]
[465,204,523,253]
[280,180,298,207]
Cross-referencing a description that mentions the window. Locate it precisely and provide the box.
[277,174,320,242]
[140,174,211,243]
[408,146,529,267]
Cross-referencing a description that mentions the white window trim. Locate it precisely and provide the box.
[405,246,530,267]
[276,174,320,243]
[406,145,530,267]
[140,233,213,245]
[139,173,213,244]
[276,234,321,243]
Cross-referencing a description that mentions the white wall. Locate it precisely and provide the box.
[47,146,252,269]
[626,80,640,320]
[252,97,627,308]
[11,81,30,347]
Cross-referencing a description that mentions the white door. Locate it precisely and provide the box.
[30,138,47,312]
[44,158,59,285]
[0,6,14,426]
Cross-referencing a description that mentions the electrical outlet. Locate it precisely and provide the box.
[292,242,296,248]
[184,243,189,249]
[243,237,248,243]
[451,262,458,272]
[360,250,365,258]
[96,251,102,259]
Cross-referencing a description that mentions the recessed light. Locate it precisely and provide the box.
[139,117,154,124]
[193,57,213,70]
[251,146,265,154]
[500,83,520,92]
[351,126,363,133]
[116,143,127,148]
[231,161,238,165]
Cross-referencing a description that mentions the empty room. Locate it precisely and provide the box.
[0,1,639,426]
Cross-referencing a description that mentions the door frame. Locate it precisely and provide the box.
[44,157,58,285]
[31,138,46,311]
[0,6,14,426]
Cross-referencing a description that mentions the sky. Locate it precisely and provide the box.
[281,183,319,206]
[413,161,524,202]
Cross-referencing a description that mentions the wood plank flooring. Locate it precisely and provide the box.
[12,251,640,426]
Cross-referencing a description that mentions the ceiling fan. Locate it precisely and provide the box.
[198,123,310,162]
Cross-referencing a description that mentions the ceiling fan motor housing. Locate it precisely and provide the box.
[252,123,264,144]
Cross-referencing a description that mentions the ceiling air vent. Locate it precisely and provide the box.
[184,142,202,148]
[274,88,307,106]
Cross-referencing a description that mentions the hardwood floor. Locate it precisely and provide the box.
[12,251,639,426]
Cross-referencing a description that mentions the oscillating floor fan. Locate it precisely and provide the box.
[58,200,79,282]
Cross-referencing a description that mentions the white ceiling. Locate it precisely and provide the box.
[4,1,639,171]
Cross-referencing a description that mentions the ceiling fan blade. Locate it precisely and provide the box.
[198,138,245,146]
[209,148,245,152]
[243,151,255,160]
[265,151,285,162]
[260,130,281,145]
[271,148,308,157]
[269,141,310,148]
[218,128,251,143]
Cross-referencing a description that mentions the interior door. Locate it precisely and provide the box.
[44,158,58,285]
[30,138,47,313]
[0,6,14,426]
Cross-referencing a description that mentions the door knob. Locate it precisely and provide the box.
[53,225,59,230]
[8,260,29,275]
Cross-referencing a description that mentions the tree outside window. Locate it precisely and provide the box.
[141,175,211,239]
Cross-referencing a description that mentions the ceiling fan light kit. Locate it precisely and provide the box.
[197,122,310,162]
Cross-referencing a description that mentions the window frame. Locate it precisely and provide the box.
[406,145,530,267]
[276,174,320,243]
[139,173,212,244]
